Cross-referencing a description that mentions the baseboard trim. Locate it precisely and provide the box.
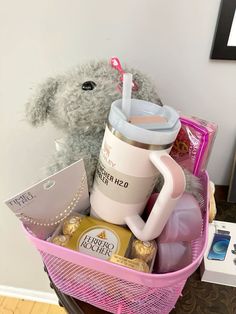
[0,285,58,304]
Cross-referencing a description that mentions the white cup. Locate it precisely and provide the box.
[90,99,186,241]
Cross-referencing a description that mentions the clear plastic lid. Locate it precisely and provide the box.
[108,99,181,146]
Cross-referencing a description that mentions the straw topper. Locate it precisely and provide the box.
[25,57,161,189]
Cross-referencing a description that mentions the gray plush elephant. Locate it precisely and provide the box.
[26,58,162,188]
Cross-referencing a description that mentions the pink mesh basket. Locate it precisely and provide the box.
[23,172,209,314]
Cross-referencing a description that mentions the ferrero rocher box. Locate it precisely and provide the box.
[52,215,132,261]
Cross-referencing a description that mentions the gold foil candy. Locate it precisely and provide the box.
[131,258,150,273]
[131,239,156,263]
[52,234,70,247]
[62,215,83,236]
[110,254,150,273]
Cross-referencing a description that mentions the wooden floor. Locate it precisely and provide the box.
[0,296,66,314]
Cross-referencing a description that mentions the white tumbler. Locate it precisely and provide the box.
[90,99,186,241]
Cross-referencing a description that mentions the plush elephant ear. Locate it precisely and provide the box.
[25,78,58,126]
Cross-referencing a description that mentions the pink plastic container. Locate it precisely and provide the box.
[23,172,209,314]
[147,193,202,243]
[157,241,192,273]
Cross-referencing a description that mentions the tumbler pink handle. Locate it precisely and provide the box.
[125,151,186,241]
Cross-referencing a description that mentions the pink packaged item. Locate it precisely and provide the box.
[170,115,217,176]
[158,193,202,242]
[157,241,192,273]
[145,193,202,242]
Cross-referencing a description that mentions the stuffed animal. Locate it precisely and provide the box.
[25,57,161,188]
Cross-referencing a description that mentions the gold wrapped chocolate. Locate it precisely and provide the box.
[110,254,150,273]
[62,215,83,236]
[52,234,70,247]
[131,258,150,273]
[131,239,156,263]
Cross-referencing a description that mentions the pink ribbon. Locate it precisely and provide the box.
[110,57,139,92]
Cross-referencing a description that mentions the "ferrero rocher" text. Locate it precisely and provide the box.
[80,235,115,257]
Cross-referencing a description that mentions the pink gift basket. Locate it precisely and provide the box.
[23,171,209,314]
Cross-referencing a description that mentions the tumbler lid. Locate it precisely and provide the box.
[109,99,181,146]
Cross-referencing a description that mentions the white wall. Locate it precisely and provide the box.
[0,0,235,293]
